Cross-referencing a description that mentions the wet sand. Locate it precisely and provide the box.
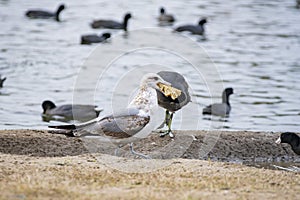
[0,129,299,199]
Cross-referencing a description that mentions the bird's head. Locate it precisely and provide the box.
[141,73,170,90]
[141,73,181,100]
[198,18,207,25]
[102,33,111,39]
[42,100,56,113]
[225,87,234,96]
[58,4,65,12]
[124,13,132,20]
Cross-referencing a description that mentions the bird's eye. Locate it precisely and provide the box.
[153,77,159,81]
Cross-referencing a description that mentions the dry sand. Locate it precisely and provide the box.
[0,129,299,200]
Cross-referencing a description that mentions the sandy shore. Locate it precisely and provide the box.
[0,129,299,199]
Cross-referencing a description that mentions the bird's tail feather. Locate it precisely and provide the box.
[48,124,76,130]
[202,106,211,115]
[48,129,75,137]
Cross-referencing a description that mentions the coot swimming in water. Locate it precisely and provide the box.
[158,7,175,23]
[202,88,234,117]
[91,13,132,31]
[175,18,207,35]
[42,100,102,122]
[81,33,111,45]
[25,4,65,22]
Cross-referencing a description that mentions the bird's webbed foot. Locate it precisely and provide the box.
[159,130,174,138]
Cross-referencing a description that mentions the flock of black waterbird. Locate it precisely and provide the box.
[24,4,207,44]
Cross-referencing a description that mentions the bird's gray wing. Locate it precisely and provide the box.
[159,15,175,22]
[48,104,99,120]
[175,25,203,34]
[71,105,100,120]
[92,20,122,29]
[49,104,73,118]
[203,103,229,116]
[175,25,194,32]
[81,35,102,43]
[98,115,150,138]
[74,107,150,138]
[26,11,54,18]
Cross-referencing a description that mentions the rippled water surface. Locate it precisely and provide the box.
[0,0,300,131]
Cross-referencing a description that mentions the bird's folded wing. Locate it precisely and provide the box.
[74,107,149,138]
[98,115,150,138]
[203,103,228,116]
[92,20,121,28]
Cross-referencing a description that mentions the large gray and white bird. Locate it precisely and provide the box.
[202,88,234,117]
[156,71,191,137]
[25,4,65,22]
[91,13,132,31]
[48,73,171,157]
[175,18,207,35]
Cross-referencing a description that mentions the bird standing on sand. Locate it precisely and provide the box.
[25,4,65,22]
[276,132,300,155]
[42,100,102,122]
[91,13,132,31]
[48,73,174,158]
[81,33,111,45]
[175,18,207,35]
[202,88,234,117]
[0,75,6,88]
[158,7,175,23]
[156,71,191,138]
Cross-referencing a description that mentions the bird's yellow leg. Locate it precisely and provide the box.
[160,110,174,138]
[167,112,174,138]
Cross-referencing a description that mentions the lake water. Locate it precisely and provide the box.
[0,0,300,132]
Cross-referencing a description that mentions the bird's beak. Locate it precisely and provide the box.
[275,137,281,144]
[157,80,182,100]
[156,80,170,92]
[157,79,171,87]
